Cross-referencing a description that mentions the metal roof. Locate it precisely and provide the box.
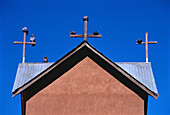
[116,62,158,95]
[12,63,53,93]
[12,62,158,95]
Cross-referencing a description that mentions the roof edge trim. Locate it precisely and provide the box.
[12,41,158,99]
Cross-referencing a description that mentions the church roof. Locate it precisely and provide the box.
[12,41,158,98]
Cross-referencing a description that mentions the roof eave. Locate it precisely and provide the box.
[85,43,158,99]
[12,41,158,99]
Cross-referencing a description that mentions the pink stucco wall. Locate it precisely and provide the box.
[26,57,144,115]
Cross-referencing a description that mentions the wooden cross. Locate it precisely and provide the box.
[136,32,157,62]
[13,27,35,63]
[70,16,102,41]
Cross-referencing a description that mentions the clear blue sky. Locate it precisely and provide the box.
[0,0,170,114]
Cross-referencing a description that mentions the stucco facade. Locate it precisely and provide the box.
[25,57,144,115]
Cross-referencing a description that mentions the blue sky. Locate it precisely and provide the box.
[0,0,170,114]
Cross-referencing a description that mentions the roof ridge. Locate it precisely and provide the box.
[12,41,158,99]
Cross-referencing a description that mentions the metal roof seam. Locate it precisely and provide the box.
[12,62,158,96]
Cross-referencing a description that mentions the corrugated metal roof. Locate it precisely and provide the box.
[116,62,158,95]
[12,63,53,93]
[12,62,158,95]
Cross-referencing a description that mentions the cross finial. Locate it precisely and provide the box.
[70,16,102,41]
[13,27,36,63]
[136,32,157,62]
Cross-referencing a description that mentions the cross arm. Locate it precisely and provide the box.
[13,41,35,45]
[70,34,102,38]
[136,41,157,45]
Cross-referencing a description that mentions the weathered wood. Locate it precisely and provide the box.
[23,32,26,63]
[13,41,35,45]
[84,21,87,41]
[70,16,102,41]
[136,41,157,44]
[87,34,102,38]
[136,32,157,63]
[13,27,36,63]
[70,34,102,38]
[146,32,148,62]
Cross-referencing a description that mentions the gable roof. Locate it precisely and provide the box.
[12,41,158,98]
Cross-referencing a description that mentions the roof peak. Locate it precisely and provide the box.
[12,41,158,98]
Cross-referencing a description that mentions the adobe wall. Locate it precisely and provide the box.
[26,57,144,115]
